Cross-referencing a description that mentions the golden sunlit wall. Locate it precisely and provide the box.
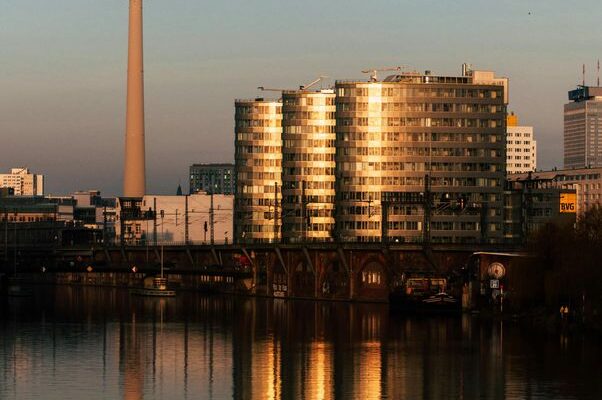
[281,90,337,243]
[335,73,507,244]
[234,99,283,243]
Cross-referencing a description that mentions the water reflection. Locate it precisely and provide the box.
[0,287,601,400]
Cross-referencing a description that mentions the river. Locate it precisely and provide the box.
[0,286,600,399]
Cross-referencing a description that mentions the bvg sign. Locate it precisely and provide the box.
[559,193,577,213]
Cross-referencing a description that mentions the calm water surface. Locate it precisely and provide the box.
[0,286,600,400]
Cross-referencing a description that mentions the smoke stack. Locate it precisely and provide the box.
[123,0,146,197]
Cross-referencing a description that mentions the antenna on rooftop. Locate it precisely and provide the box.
[582,64,586,87]
[597,59,600,87]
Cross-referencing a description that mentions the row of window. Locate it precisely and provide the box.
[338,102,503,113]
[338,117,503,128]
[336,87,503,99]
[235,119,281,128]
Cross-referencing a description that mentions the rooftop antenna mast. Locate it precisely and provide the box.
[583,63,586,87]
[597,59,600,87]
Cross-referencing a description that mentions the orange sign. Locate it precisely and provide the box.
[559,193,577,213]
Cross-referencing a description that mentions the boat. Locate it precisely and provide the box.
[130,245,176,297]
[389,276,460,313]
[130,277,176,297]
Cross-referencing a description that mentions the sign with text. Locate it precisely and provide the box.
[559,193,577,213]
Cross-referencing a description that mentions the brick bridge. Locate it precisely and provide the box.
[4,243,521,302]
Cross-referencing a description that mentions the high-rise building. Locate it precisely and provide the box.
[281,89,336,243]
[506,113,536,174]
[123,0,146,197]
[564,86,602,169]
[335,67,508,244]
[0,168,44,196]
[189,163,235,195]
[234,99,282,243]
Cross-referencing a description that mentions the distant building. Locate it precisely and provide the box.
[116,193,233,245]
[504,180,576,243]
[189,163,235,195]
[0,168,44,196]
[506,113,537,174]
[564,86,602,169]
[508,167,602,215]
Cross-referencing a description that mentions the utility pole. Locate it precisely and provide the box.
[13,213,17,276]
[153,197,157,245]
[184,195,189,245]
[273,181,279,244]
[102,205,107,246]
[4,209,8,267]
[301,181,306,243]
[210,189,215,245]
[423,174,432,246]
[381,200,389,245]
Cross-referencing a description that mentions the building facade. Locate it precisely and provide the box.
[234,99,282,243]
[117,193,233,245]
[189,163,235,195]
[506,113,536,174]
[509,167,602,215]
[281,89,336,243]
[0,168,44,196]
[564,86,602,169]
[335,67,509,244]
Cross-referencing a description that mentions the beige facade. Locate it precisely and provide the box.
[335,67,508,244]
[117,193,233,244]
[234,99,282,243]
[0,168,44,196]
[506,114,536,174]
[281,89,336,243]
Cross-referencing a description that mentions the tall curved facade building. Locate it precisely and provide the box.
[281,90,336,243]
[336,69,508,244]
[234,99,282,243]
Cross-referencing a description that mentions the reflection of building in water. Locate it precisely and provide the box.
[250,338,281,400]
[306,342,334,400]
[355,341,382,400]
[120,315,144,400]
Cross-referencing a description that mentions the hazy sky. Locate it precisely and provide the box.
[2,0,601,196]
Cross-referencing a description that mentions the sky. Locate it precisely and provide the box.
[2,0,602,196]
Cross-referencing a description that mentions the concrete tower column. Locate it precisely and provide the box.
[123,0,146,197]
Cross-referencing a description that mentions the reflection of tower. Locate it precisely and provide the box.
[123,0,146,197]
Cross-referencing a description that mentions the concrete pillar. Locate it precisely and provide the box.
[123,0,146,197]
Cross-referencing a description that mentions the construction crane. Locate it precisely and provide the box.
[257,86,287,92]
[258,75,329,93]
[300,76,328,90]
[361,66,405,82]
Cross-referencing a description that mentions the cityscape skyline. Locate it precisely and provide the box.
[3,0,602,195]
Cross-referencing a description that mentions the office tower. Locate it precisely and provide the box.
[234,99,282,243]
[189,163,235,195]
[335,67,508,244]
[0,168,44,196]
[564,86,602,169]
[281,89,336,243]
[123,0,146,197]
[506,113,536,174]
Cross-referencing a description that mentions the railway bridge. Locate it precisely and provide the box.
[2,242,522,302]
